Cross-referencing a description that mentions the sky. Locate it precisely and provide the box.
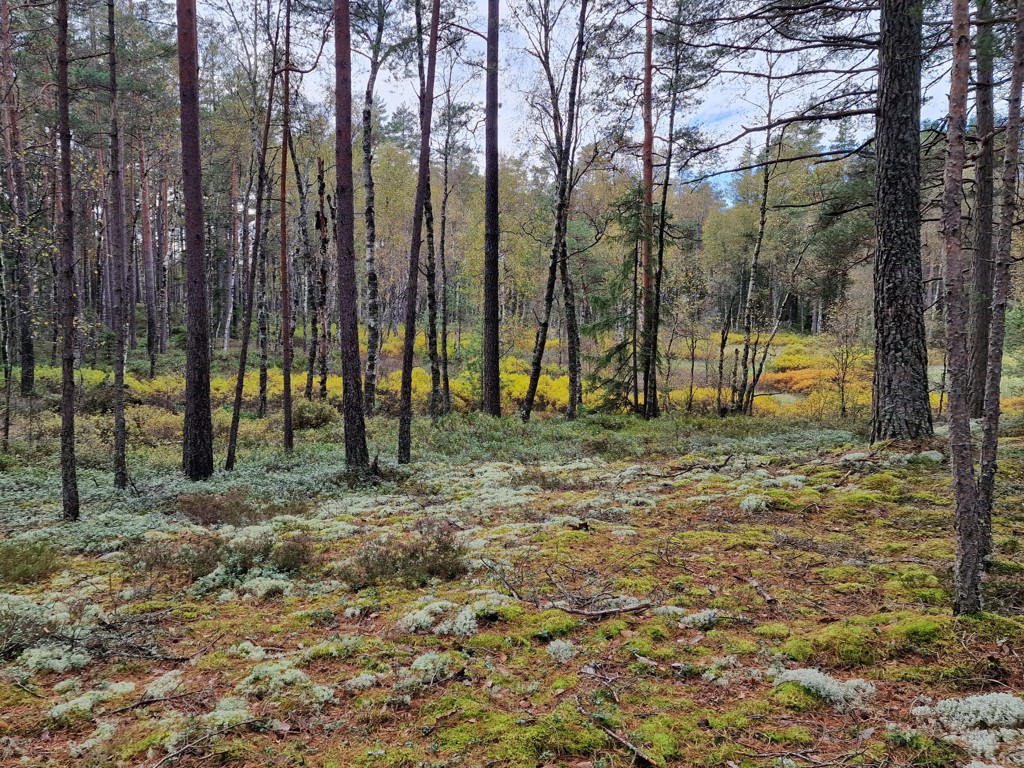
[208,0,954,183]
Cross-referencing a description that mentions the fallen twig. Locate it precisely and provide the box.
[147,719,261,768]
[539,600,651,618]
[576,698,657,766]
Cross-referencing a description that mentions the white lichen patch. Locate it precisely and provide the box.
[773,668,875,712]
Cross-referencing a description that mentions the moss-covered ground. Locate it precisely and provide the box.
[2,413,1024,767]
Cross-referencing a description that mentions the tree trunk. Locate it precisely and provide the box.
[978,0,1024,567]
[0,0,33,396]
[520,0,589,422]
[108,0,128,488]
[481,0,501,416]
[968,0,995,419]
[315,157,330,401]
[280,0,294,451]
[157,177,169,353]
[363,61,382,414]
[425,190,442,419]
[335,0,370,469]
[649,34,682,419]
[140,147,158,378]
[940,0,980,615]
[438,132,453,414]
[223,160,238,353]
[397,0,440,462]
[559,242,581,418]
[639,0,655,418]
[57,0,80,519]
[871,0,933,441]
[226,64,277,470]
[177,0,214,480]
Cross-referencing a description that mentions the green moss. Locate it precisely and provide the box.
[718,634,758,655]
[120,599,173,615]
[351,746,427,767]
[752,622,790,639]
[464,632,507,651]
[759,726,814,746]
[859,472,902,497]
[593,619,629,639]
[527,609,580,641]
[117,729,176,760]
[778,638,813,662]
[0,682,36,709]
[495,603,526,622]
[617,575,658,593]
[884,616,950,651]
[770,682,823,711]
[798,622,878,666]
[634,713,700,765]
[433,701,606,766]
[884,729,964,768]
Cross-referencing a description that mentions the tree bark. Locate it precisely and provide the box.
[223,160,239,353]
[397,0,440,462]
[968,0,995,419]
[140,147,158,378]
[226,65,277,470]
[978,0,1024,568]
[871,0,932,442]
[177,0,214,480]
[940,0,980,615]
[520,0,589,422]
[108,0,128,488]
[362,61,382,414]
[481,0,501,416]
[335,0,371,468]
[57,0,80,519]
[315,157,330,400]
[639,0,656,418]
[0,0,33,396]
[280,0,294,451]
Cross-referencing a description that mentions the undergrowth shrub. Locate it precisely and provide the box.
[175,487,257,526]
[129,532,314,586]
[292,398,339,429]
[0,541,60,584]
[338,522,467,589]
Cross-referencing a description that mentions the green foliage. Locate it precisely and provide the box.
[0,541,60,584]
[292,398,339,429]
[337,522,467,589]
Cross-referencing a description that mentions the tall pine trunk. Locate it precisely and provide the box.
[335,0,370,469]
[940,0,979,614]
[0,0,33,396]
[280,0,294,451]
[177,0,214,480]
[362,61,382,414]
[397,0,440,462]
[223,160,239,353]
[108,0,128,488]
[871,0,932,441]
[978,0,1024,567]
[968,0,995,418]
[481,0,501,416]
[140,147,158,378]
[639,0,656,418]
[226,64,277,471]
[57,0,79,519]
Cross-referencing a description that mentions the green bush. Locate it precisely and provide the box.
[338,521,466,589]
[0,541,60,584]
[292,398,339,429]
[175,487,256,526]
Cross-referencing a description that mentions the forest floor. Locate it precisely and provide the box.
[2,414,1024,767]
